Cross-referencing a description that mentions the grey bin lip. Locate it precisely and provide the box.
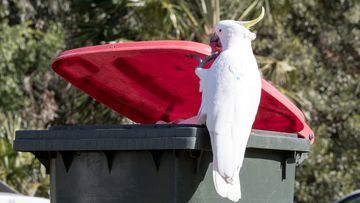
[14,124,310,153]
[334,190,360,203]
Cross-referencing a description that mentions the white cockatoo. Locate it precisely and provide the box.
[195,8,265,202]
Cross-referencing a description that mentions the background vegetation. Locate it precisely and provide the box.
[0,0,359,202]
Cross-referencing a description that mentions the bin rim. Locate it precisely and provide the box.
[14,125,310,152]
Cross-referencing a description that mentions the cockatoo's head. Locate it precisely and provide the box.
[210,21,256,49]
[210,7,265,50]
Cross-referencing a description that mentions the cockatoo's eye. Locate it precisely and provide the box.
[218,29,222,32]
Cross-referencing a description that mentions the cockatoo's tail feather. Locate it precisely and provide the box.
[213,169,241,202]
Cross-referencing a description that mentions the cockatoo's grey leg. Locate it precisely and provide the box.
[190,51,221,69]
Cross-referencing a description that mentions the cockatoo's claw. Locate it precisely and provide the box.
[203,51,221,64]
[197,51,221,68]
[190,51,221,69]
[188,54,203,64]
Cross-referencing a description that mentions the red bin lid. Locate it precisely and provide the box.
[52,40,314,143]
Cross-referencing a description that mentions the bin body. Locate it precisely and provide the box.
[14,125,310,203]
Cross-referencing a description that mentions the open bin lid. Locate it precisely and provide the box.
[52,40,314,143]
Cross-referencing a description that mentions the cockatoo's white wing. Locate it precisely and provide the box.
[195,67,208,124]
[195,67,206,92]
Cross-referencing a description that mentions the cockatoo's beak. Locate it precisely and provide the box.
[238,7,265,29]
[209,33,221,51]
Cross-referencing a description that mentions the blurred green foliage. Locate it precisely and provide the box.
[0,0,358,202]
[0,0,63,197]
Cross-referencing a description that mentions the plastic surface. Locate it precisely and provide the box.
[15,125,310,152]
[52,40,313,142]
[14,125,310,203]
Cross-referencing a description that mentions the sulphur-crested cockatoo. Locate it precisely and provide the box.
[195,8,265,202]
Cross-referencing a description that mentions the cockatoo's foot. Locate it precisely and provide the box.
[191,51,220,70]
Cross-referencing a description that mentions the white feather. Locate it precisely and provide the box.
[196,20,261,202]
